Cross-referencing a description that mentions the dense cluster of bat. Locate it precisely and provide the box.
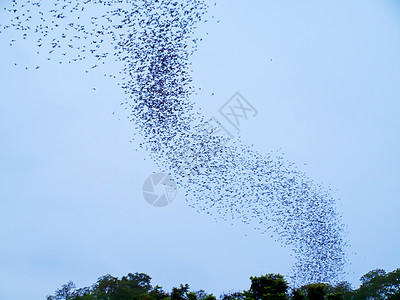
[1,0,347,286]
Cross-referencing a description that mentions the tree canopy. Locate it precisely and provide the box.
[47,268,400,300]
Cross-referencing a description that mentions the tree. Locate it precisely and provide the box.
[244,274,289,300]
[354,268,400,300]
[324,281,353,300]
[46,268,400,300]
[171,284,190,300]
[71,287,95,300]
[47,272,160,300]
[290,289,305,300]
[115,272,153,299]
[355,269,388,299]
[221,291,245,300]
[93,274,120,299]
[47,281,76,300]
[303,283,327,300]
[386,268,400,298]
[148,285,169,300]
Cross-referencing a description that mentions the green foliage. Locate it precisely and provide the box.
[296,281,354,300]
[148,285,169,300]
[221,291,245,300]
[291,289,305,300]
[47,281,76,300]
[47,272,157,300]
[353,268,400,300]
[303,283,327,300]
[47,274,218,300]
[244,274,289,300]
[171,284,190,300]
[47,268,400,300]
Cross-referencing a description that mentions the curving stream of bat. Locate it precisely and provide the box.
[1,0,348,286]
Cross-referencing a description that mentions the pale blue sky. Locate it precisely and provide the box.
[0,0,400,299]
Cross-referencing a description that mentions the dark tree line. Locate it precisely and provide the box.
[47,268,400,300]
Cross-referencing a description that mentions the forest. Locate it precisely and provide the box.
[47,268,400,300]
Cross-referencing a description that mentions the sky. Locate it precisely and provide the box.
[0,0,400,299]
